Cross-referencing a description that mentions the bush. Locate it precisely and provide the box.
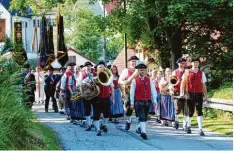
[0,57,59,149]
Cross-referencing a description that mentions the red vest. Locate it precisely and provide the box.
[113,78,119,89]
[135,76,151,101]
[126,69,134,80]
[174,69,185,92]
[155,81,160,93]
[81,71,88,79]
[187,69,203,93]
[98,84,110,98]
[65,71,74,89]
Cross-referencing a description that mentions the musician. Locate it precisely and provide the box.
[60,62,76,120]
[110,65,124,123]
[91,61,115,136]
[180,58,208,136]
[130,63,157,139]
[44,66,58,112]
[118,55,139,131]
[172,58,188,129]
[159,68,175,126]
[34,66,45,104]
[77,61,95,131]
[21,63,36,108]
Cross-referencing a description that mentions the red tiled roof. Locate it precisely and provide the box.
[104,0,119,14]
[112,48,137,74]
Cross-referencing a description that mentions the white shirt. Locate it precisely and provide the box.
[118,68,135,84]
[60,74,66,90]
[130,76,157,105]
[182,69,207,83]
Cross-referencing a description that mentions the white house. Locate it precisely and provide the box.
[51,47,96,68]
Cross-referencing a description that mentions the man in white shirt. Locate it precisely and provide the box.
[118,55,139,131]
[130,63,157,139]
[180,57,208,136]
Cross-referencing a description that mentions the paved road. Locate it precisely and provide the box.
[33,104,233,150]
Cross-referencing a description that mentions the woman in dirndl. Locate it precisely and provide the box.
[109,65,124,123]
[159,68,175,126]
[70,65,86,125]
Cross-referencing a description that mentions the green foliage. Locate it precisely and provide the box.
[106,35,123,61]
[1,37,13,55]
[0,57,59,149]
[208,82,233,99]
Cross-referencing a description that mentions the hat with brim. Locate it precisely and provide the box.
[135,63,147,69]
[96,61,106,67]
[128,55,139,62]
[66,62,76,67]
[176,58,186,64]
[84,61,93,67]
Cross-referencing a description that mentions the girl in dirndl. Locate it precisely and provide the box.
[109,65,124,123]
[70,65,85,125]
[159,68,175,126]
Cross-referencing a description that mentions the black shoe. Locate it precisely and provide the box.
[66,116,71,120]
[186,127,191,134]
[59,111,65,114]
[199,129,205,136]
[156,118,161,123]
[102,125,108,133]
[136,127,141,134]
[45,109,48,112]
[86,126,92,131]
[165,121,169,126]
[140,133,148,140]
[54,107,58,113]
[96,130,102,136]
[109,118,113,122]
[173,121,179,129]
[125,122,131,131]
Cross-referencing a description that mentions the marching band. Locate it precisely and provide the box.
[29,55,208,139]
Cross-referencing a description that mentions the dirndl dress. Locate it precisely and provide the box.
[160,94,175,121]
[149,92,161,115]
[70,100,86,120]
[110,88,124,118]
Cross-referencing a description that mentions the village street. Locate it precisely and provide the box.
[33,104,233,150]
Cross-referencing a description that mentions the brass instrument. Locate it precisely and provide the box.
[71,68,113,101]
[169,75,179,86]
[120,69,139,97]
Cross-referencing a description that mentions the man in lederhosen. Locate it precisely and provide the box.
[180,57,208,136]
[119,55,139,131]
[172,58,188,129]
[90,61,115,136]
[77,61,95,131]
[44,66,58,112]
[130,63,157,139]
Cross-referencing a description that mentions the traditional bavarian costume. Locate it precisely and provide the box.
[182,58,207,136]
[118,55,139,131]
[110,75,124,120]
[172,58,188,129]
[130,63,157,139]
[34,70,45,104]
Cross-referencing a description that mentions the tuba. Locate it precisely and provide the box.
[71,68,113,101]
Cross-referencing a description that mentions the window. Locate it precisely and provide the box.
[0,19,6,42]
[68,56,76,63]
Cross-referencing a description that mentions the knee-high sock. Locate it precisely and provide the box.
[140,122,146,133]
[103,118,108,126]
[197,116,203,130]
[175,114,179,121]
[127,116,131,123]
[94,120,100,131]
[136,117,140,128]
[86,116,91,126]
[188,117,192,127]
[183,116,188,128]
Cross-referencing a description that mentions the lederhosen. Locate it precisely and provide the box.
[173,69,188,116]
[187,69,203,117]
[125,69,134,116]
[82,71,96,117]
[134,76,151,122]
[93,84,111,120]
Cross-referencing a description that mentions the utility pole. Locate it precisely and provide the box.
[124,0,127,68]
[103,1,106,63]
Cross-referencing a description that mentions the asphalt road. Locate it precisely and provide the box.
[33,104,233,150]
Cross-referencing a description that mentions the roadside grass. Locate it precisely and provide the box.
[0,58,60,150]
[208,82,233,100]
[179,108,233,136]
